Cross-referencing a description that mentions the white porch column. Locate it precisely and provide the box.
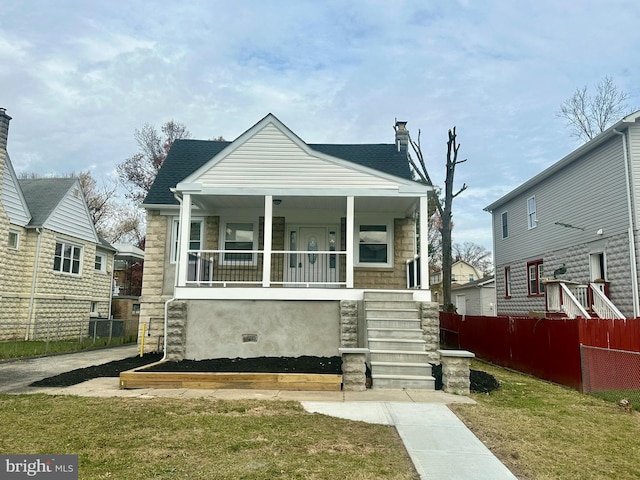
[346,196,354,288]
[419,195,429,289]
[176,193,192,287]
[262,195,273,287]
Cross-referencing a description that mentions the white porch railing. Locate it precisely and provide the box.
[546,281,625,319]
[590,283,625,319]
[184,250,347,287]
[559,283,591,319]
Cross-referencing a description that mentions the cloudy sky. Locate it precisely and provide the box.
[2,0,640,252]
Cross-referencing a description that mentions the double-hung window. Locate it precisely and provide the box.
[356,222,393,267]
[223,222,256,264]
[501,212,508,238]
[527,196,537,229]
[527,259,544,295]
[95,252,107,272]
[54,241,82,275]
[171,218,204,263]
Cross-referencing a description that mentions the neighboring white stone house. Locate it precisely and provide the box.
[485,111,640,319]
[451,276,495,316]
[0,108,115,340]
[139,114,439,388]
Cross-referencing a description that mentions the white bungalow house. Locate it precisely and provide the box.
[139,114,438,389]
[485,110,640,319]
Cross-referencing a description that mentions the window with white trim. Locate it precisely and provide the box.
[222,222,256,264]
[8,230,19,249]
[356,223,393,267]
[527,196,537,229]
[504,266,511,298]
[501,211,508,238]
[171,218,204,263]
[54,241,82,275]
[527,259,544,295]
[95,252,107,272]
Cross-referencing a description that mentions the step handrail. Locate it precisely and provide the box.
[589,283,625,319]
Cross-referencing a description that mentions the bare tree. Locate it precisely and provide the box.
[117,121,191,203]
[101,205,145,247]
[453,241,493,276]
[557,76,630,142]
[405,125,467,311]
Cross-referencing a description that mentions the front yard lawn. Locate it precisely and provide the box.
[0,395,417,479]
[451,361,640,480]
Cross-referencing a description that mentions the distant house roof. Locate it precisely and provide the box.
[113,243,145,260]
[18,178,77,226]
[452,275,495,290]
[144,140,414,206]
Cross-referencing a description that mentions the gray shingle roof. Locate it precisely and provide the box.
[144,140,414,206]
[18,178,76,226]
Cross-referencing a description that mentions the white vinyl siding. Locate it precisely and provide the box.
[194,123,399,190]
[492,136,628,266]
[45,184,98,243]
[2,159,30,226]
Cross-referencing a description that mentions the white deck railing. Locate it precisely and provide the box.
[546,281,625,319]
[183,249,347,287]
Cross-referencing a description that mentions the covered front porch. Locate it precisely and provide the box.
[172,192,430,301]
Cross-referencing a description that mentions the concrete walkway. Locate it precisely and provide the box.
[0,347,517,479]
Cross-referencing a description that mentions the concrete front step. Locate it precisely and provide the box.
[371,361,432,377]
[364,300,418,310]
[365,308,420,320]
[367,327,424,339]
[371,374,436,390]
[370,350,431,364]
[363,291,414,301]
[367,319,422,329]
[368,338,426,351]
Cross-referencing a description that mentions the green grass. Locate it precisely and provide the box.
[0,337,136,360]
[590,389,640,411]
[451,361,640,480]
[0,395,417,479]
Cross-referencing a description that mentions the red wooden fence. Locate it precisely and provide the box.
[440,313,640,392]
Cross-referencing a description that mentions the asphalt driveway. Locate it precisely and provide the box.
[0,344,139,393]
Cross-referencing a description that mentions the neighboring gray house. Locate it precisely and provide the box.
[139,113,439,389]
[485,111,640,319]
[452,276,495,316]
[0,108,115,340]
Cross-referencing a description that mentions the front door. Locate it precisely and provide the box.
[286,226,338,286]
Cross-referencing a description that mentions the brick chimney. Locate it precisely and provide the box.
[0,108,11,151]
[395,119,409,154]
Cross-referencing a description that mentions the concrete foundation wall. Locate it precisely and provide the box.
[184,300,340,360]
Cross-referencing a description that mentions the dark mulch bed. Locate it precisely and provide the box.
[30,353,163,388]
[430,363,500,394]
[144,356,343,374]
[31,355,500,394]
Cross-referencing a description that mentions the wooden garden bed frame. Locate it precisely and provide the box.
[119,361,343,391]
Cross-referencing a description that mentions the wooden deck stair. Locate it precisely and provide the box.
[364,291,435,390]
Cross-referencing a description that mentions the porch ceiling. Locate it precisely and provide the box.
[192,195,419,214]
